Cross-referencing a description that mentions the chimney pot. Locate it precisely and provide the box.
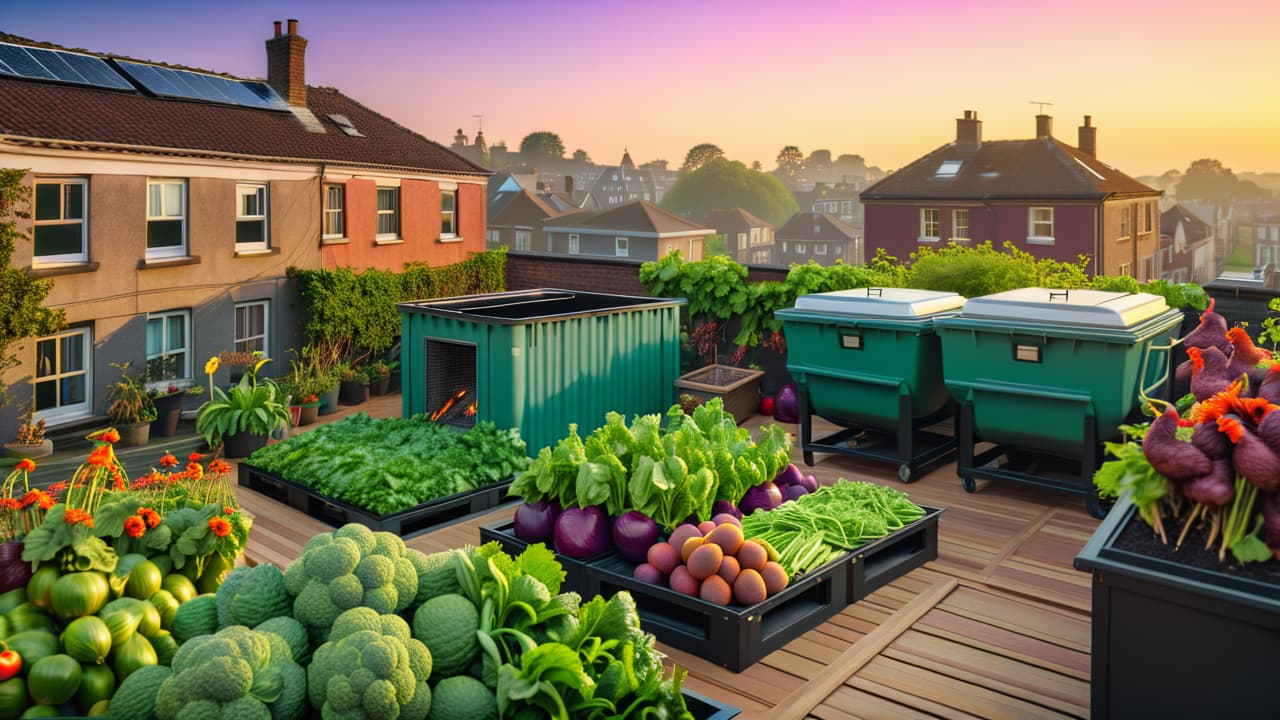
[1035,114,1053,139]
[1078,115,1098,157]
[273,21,281,37]
[266,19,308,106]
[287,19,298,35]
[1084,115,1092,127]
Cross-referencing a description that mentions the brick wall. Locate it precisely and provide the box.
[504,251,788,294]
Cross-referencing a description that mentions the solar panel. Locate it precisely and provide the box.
[0,42,134,91]
[115,60,289,111]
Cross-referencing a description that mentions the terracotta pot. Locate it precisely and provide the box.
[4,439,52,460]
[116,422,151,447]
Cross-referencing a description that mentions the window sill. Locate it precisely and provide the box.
[374,237,404,246]
[1116,235,1132,243]
[234,247,280,258]
[28,261,99,278]
[1026,236,1056,246]
[948,238,971,244]
[437,236,464,244]
[917,237,940,243]
[138,255,201,270]
[321,236,350,246]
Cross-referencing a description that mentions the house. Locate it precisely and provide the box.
[774,212,863,266]
[861,111,1161,278]
[701,209,776,265]
[793,181,864,227]
[588,151,659,208]
[1158,205,1216,284]
[541,202,714,260]
[486,189,562,251]
[0,20,487,437]
[1240,201,1280,269]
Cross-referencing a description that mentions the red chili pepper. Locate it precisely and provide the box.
[0,642,21,681]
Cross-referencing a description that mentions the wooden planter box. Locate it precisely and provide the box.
[239,463,514,539]
[675,365,764,424]
[1074,496,1280,719]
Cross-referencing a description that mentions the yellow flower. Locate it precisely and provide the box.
[204,356,220,375]
[252,357,271,375]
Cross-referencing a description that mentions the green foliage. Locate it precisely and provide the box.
[1260,297,1280,350]
[216,564,290,629]
[680,143,724,173]
[0,168,64,409]
[307,607,431,720]
[519,131,566,160]
[195,361,290,447]
[245,414,529,516]
[106,362,157,424]
[288,249,506,362]
[660,157,799,227]
[702,233,730,258]
[156,625,306,720]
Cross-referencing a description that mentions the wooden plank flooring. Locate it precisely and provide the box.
[234,404,1098,719]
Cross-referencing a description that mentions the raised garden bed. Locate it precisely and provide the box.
[1075,496,1280,719]
[240,463,514,538]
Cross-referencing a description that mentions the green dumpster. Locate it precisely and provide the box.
[398,289,684,454]
[777,288,964,481]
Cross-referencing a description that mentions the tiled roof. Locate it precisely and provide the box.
[775,212,860,241]
[702,208,774,234]
[0,37,487,176]
[546,201,710,235]
[861,138,1156,201]
[1161,205,1211,243]
[490,189,560,228]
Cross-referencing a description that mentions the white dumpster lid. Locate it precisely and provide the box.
[959,288,1171,328]
[793,288,965,318]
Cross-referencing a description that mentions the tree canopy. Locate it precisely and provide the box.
[519,131,566,160]
[571,149,592,163]
[1176,158,1271,205]
[660,157,799,227]
[681,143,725,172]
[0,168,64,408]
[775,146,804,179]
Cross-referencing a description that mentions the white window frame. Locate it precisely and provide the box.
[952,209,970,241]
[738,233,748,250]
[234,301,269,358]
[146,310,191,384]
[814,243,828,256]
[376,186,400,240]
[796,243,807,255]
[1028,206,1055,244]
[440,189,458,239]
[919,208,940,242]
[515,230,532,251]
[146,178,187,259]
[1118,262,1132,277]
[615,236,629,257]
[235,183,269,252]
[568,234,580,254]
[32,326,93,425]
[1119,206,1131,239]
[485,229,500,248]
[32,177,88,265]
[323,184,345,239]
[750,228,761,246]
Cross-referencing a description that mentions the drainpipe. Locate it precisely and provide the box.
[318,162,326,249]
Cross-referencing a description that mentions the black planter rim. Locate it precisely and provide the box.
[1074,495,1280,612]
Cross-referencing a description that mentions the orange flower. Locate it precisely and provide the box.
[159,453,179,469]
[188,452,203,463]
[186,463,203,480]
[0,498,21,511]
[63,508,94,528]
[15,458,35,473]
[34,491,55,510]
[208,517,231,538]
[111,471,126,491]
[87,445,112,468]
[19,490,41,508]
[224,506,236,515]
[46,481,67,499]
[139,508,161,528]
[208,459,231,475]
[124,516,146,538]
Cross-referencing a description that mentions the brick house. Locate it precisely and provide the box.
[774,212,863,266]
[541,202,713,261]
[1158,205,1215,284]
[486,189,562,252]
[861,111,1161,278]
[588,151,659,208]
[0,20,486,436]
[701,208,776,265]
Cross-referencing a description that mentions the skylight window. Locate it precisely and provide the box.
[935,160,963,178]
[328,114,364,137]
[1074,157,1106,181]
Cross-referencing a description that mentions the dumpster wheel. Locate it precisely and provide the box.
[961,474,977,493]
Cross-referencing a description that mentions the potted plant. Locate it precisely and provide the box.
[4,401,51,460]
[338,364,369,406]
[292,343,341,416]
[673,320,763,424]
[196,358,290,459]
[217,349,263,385]
[366,360,392,396]
[106,362,157,446]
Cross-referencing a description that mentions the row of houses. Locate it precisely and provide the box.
[0,21,488,436]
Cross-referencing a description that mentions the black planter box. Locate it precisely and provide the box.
[1074,496,1280,720]
[238,464,513,539]
[683,688,741,720]
[845,506,942,602]
[479,518,605,599]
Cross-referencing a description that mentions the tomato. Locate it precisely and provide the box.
[0,642,20,681]
[759,395,775,415]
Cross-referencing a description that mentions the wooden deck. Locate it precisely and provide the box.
[234,399,1097,719]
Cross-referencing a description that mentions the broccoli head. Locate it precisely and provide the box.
[217,563,291,629]
[308,607,433,720]
[155,625,306,720]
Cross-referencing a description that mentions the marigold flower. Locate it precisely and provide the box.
[46,481,67,498]
[159,452,179,468]
[34,491,55,510]
[111,471,126,491]
[19,491,41,508]
[101,428,120,444]
[205,356,220,375]
[208,459,231,475]
[189,452,204,463]
[224,506,236,515]
[87,445,112,468]
[63,508,94,528]
[139,507,161,528]
[124,516,146,538]
[0,498,21,511]
[208,516,231,538]
[15,458,35,473]
[186,463,203,480]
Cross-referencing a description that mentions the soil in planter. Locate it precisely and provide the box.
[1113,510,1280,585]
[684,365,757,386]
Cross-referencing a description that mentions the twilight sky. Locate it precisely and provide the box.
[3,0,1278,176]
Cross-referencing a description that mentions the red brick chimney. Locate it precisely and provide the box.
[1035,114,1053,139]
[266,19,307,107]
[1078,115,1097,157]
[956,110,982,145]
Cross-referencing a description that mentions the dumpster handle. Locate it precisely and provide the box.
[867,287,883,297]
[1048,290,1069,302]
[784,363,906,390]
[1138,335,1182,414]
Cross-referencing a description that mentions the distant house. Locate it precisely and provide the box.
[793,181,864,227]
[588,151,659,208]
[541,202,714,261]
[774,212,863,266]
[701,209,776,264]
[1158,205,1216,283]
[861,111,1161,278]
[486,189,561,251]
[0,20,486,436]
[1241,201,1280,268]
